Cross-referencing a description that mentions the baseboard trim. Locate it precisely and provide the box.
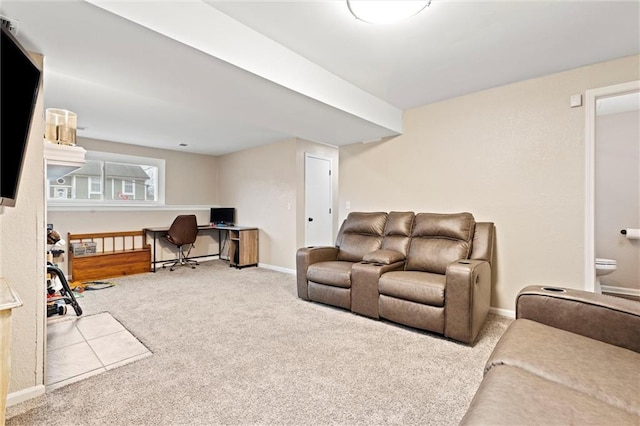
[7,384,45,406]
[192,255,219,263]
[601,285,640,297]
[489,306,515,319]
[258,263,295,275]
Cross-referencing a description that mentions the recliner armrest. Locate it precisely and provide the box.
[296,246,340,300]
[516,285,640,353]
[362,249,405,265]
[444,259,492,344]
[297,246,340,263]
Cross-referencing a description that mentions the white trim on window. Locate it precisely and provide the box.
[89,176,102,195]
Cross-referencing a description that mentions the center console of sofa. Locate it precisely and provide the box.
[296,211,495,344]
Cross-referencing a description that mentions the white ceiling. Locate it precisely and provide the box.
[2,1,639,156]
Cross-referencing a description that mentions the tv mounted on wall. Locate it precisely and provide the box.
[210,207,235,226]
[1,25,42,207]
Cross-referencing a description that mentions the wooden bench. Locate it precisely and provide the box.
[68,230,151,282]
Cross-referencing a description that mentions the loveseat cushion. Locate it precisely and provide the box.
[307,261,354,288]
[486,319,640,415]
[460,365,639,425]
[378,271,445,306]
[336,212,387,262]
[406,213,475,274]
[381,211,414,256]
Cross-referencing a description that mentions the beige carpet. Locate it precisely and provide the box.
[7,260,511,425]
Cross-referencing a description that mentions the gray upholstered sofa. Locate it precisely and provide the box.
[296,211,495,344]
[461,286,640,425]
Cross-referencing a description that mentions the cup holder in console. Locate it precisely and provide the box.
[542,287,566,293]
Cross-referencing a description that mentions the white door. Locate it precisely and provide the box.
[305,154,333,247]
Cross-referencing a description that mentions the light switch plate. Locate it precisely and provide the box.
[570,94,582,108]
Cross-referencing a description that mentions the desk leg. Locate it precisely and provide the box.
[218,229,229,261]
[152,231,157,272]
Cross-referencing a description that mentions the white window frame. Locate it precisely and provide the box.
[48,150,166,207]
[89,176,102,196]
[121,179,135,197]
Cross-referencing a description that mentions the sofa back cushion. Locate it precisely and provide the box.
[336,212,387,262]
[381,211,415,256]
[406,213,476,274]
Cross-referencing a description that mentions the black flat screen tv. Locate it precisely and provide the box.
[210,207,235,225]
[1,25,42,207]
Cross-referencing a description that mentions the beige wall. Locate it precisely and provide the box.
[218,139,298,270]
[595,110,640,290]
[217,138,339,270]
[340,55,640,311]
[2,53,46,396]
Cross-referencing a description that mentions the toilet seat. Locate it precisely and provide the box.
[596,258,616,266]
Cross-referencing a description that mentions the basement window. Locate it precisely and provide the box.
[47,151,165,206]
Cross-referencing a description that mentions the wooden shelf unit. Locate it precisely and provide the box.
[68,230,151,282]
[228,228,258,269]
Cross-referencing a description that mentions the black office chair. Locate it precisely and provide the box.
[162,215,199,271]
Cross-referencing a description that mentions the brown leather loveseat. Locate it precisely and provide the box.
[296,211,495,344]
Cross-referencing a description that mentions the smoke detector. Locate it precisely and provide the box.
[0,15,19,36]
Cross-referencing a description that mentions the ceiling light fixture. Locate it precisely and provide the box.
[347,0,431,25]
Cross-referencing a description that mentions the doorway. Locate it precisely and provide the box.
[584,80,640,295]
[304,154,333,247]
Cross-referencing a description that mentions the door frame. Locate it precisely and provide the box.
[304,153,333,247]
[583,80,640,292]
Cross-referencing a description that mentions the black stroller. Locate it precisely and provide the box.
[47,262,83,317]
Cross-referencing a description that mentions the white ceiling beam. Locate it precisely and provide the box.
[85,0,403,135]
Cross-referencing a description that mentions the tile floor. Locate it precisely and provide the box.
[46,312,152,390]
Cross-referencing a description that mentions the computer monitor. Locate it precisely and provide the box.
[210,207,235,225]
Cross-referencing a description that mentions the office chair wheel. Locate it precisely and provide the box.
[57,304,67,316]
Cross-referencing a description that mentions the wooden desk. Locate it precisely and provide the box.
[143,224,258,271]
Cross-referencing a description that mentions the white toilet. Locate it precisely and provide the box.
[595,258,617,293]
